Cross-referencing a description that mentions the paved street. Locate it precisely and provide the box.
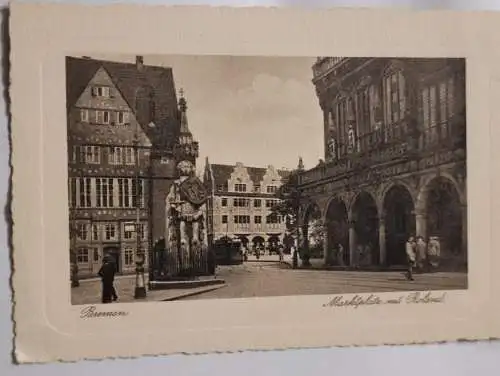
[71,275,224,305]
[183,260,467,300]
[72,259,467,304]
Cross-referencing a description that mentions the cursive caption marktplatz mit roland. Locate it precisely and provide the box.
[322,291,447,309]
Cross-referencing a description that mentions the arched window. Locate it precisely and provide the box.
[382,69,406,140]
[135,86,155,125]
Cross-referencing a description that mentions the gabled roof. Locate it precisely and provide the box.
[209,163,291,187]
[66,56,181,147]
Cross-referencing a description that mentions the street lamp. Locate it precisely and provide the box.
[133,126,147,299]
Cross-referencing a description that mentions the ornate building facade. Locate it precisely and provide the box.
[203,162,290,251]
[67,56,199,277]
[298,57,467,268]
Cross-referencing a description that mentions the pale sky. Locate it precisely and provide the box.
[92,54,324,171]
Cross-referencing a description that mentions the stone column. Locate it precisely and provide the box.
[323,230,329,266]
[379,215,386,266]
[415,210,427,239]
[348,219,356,267]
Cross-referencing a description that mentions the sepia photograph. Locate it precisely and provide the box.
[66,55,468,306]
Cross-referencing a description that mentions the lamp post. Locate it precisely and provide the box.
[134,127,147,299]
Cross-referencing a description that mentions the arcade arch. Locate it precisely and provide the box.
[324,197,349,265]
[418,176,464,259]
[350,191,379,265]
[383,184,416,265]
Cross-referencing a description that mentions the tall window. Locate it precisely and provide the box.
[221,215,228,224]
[71,177,143,209]
[125,148,136,165]
[221,198,227,207]
[80,109,89,122]
[254,199,261,208]
[335,98,350,155]
[421,76,455,144]
[68,178,77,208]
[131,178,144,208]
[356,86,372,138]
[79,178,91,207]
[383,70,406,139]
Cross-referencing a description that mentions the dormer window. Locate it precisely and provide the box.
[92,86,111,98]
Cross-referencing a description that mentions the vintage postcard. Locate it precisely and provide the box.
[9,3,500,364]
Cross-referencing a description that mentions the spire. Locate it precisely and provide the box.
[297,156,304,171]
[175,88,199,161]
[178,88,190,134]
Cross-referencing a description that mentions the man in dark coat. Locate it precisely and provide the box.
[98,255,118,303]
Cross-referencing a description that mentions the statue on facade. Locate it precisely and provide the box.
[328,137,337,162]
[165,160,209,268]
[347,124,356,153]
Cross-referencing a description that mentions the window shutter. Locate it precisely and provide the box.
[91,87,98,97]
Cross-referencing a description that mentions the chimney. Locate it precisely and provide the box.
[136,55,144,70]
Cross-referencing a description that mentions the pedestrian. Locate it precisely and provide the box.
[278,245,284,262]
[98,255,118,303]
[427,236,441,270]
[337,243,345,267]
[416,236,428,272]
[405,236,416,281]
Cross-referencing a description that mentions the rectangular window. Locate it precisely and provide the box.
[80,109,89,122]
[221,198,227,207]
[234,183,247,192]
[77,248,89,264]
[104,223,117,241]
[124,247,135,266]
[95,110,111,124]
[96,178,102,207]
[92,224,99,241]
[77,223,89,240]
[221,215,228,224]
[116,111,128,125]
[118,178,124,207]
[78,178,92,208]
[108,147,123,165]
[254,216,262,224]
[125,148,136,165]
[254,199,261,208]
[266,185,277,194]
[265,200,275,208]
[254,185,261,193]
[123,222,134,240]
[84,146,100,164]
[92,86,110,98]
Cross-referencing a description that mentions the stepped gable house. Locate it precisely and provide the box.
[66,55,199,277]
[297,57,467,268]
[203,161,290,251]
